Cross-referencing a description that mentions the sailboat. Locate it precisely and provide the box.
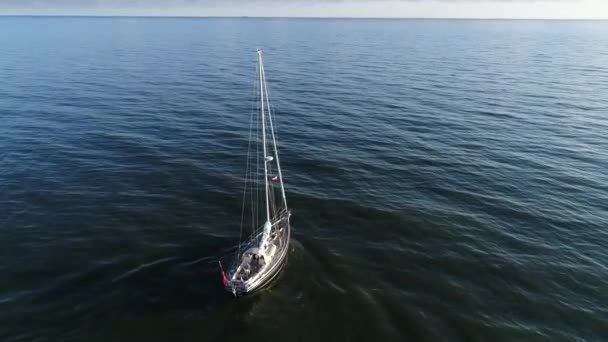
[221,49,291,296]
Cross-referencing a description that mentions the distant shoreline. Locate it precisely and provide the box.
[1,15,607,21]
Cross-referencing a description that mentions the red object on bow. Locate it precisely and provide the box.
[219,261,228,286]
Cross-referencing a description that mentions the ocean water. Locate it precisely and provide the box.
[1,17,608,341]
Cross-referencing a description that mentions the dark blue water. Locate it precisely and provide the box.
[1,17,608,341]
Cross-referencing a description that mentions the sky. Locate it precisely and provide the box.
[1,0,607,19]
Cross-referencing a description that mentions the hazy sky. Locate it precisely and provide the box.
[2,0,607,19]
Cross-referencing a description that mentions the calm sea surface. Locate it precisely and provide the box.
[1,17,608,341]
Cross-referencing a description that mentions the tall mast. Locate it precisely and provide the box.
[260,61,288,209]
[258,49,271,223]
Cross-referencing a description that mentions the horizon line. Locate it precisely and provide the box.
[1,15,607,21]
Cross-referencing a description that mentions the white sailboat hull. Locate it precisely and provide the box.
[226,211,290,295]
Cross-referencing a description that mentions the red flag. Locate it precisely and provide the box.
[218,261,228,286]
[271,176,278,182]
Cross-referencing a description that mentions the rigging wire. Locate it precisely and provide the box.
[254,58,261,239]
[237,54,260,259]
[261,60,288,212]
[236,51,287,262]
